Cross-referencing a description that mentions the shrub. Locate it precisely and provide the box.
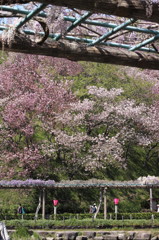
[11,225,31,240]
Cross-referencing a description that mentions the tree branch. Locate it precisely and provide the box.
[1,32,159,70]
[94,189,103,219]
[35,191,42,220]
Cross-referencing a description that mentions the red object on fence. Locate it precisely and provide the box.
[114,198,119,205]
[52,200,59,206]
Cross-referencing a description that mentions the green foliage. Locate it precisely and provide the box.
[116,212,159,220]
[71,62,154,105]
[32,232,42,240]
[0,189,37,215]
[12,225,31,240]
[0,51,7,64]
[5,217,159,230]
[3,212,159,222]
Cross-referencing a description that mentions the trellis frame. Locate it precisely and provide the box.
[0,179,157,219]
[0,1,159,69]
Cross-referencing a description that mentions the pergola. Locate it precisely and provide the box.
[0,178,158,219]
[0,0,159,69]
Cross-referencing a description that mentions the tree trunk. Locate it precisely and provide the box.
[1,33,159,70]
[1,0,159,24]
[94,189,103,219]
[35,191,42,220]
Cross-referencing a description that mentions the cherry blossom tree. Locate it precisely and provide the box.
[41,85,159,179]
[0,53,81,179]
[0,52,159,181]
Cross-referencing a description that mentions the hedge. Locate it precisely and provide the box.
[1,212,159,220]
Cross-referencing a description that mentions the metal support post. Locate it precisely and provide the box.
[54,206,57,220]
[150,188,153,212]
[115,205,118,220]
[42,188,45,219]
[104,187,107,220]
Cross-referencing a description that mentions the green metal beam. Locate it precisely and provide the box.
[130,34,159,51]
[65,35,156,53]
[0,6,47,17]
[0,25,156,53]
[16,3,47,29]
[53,11,92,41]
[1,7,159,37]
[88,18,136,46]
[64,16,159,36]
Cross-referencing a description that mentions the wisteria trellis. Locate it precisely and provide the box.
[0,177,159,188]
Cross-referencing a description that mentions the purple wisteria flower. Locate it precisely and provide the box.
[0,179,55,188]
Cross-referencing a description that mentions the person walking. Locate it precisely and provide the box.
[90,203,97,221]
[17,204,26,219]
[17,204,22,214]
[90,203,97,214]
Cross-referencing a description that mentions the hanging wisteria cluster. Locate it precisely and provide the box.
[0,177,158,189]
[0,179,55,188]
